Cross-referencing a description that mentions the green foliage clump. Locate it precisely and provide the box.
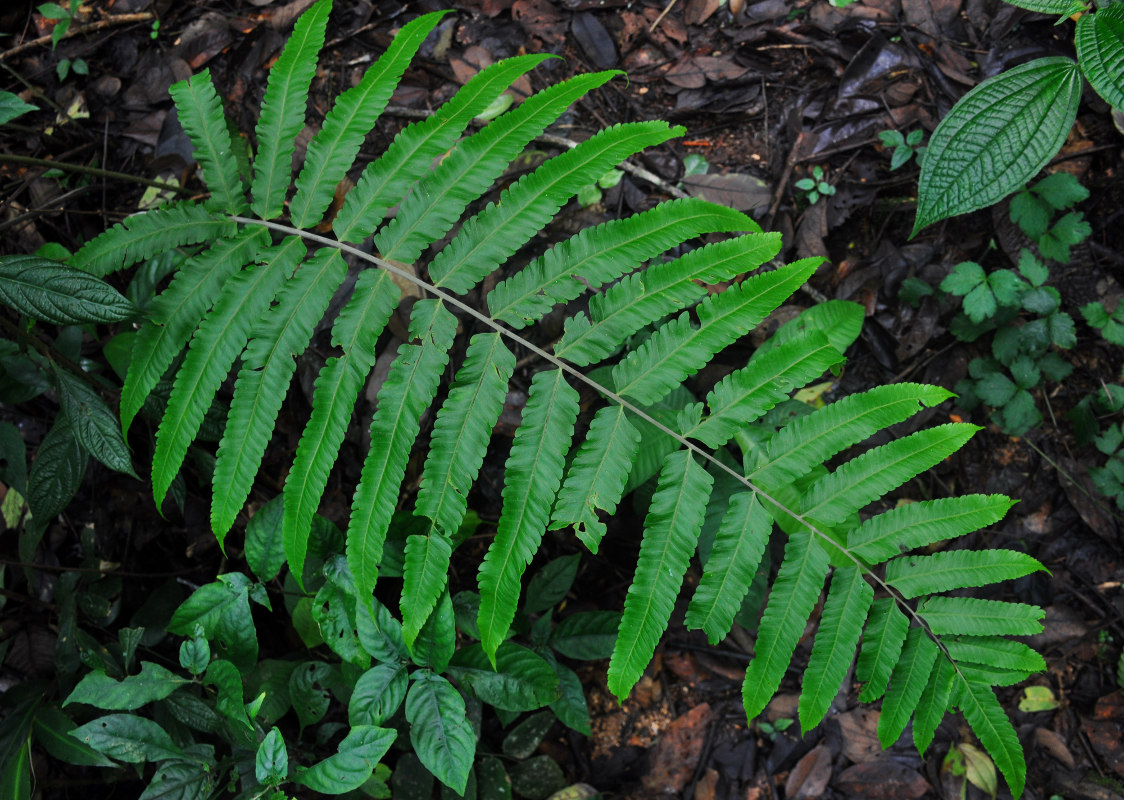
[912,0,1123,234]
[0,1,1057,796]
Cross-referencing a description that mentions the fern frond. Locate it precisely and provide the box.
[283,269,400,584]
[953,674,1026,798]
[885,549,1046,599]
[797,424,980,526]
[549,404,641,553]
[402,533,454,650]
[613,258,819,404]
[607,451,712,699]
[688,331,844,448]
[152,236,300,508]
[750,299,865,359]
[956,662,1037,687]
[289,11,445,228]
[913,657,955,756]
[919,596,1044,636]
[488,198,756,328]
[684,491,771,644]
[798,565,873,733]
[169,70,246,214]
[71,203,234,277]
[376,71,619,264]
[347,300,457,602]
[332,54,554,242]
[752,384,953,487]
[742,531,831,718]
[250,0,331,219]
[848,495,1016,565]
[555,234,783,366]
[877,627,938,748]
[430,122,684,295]
[478,369,579,661]
[211,244,344,540]
[943,637,1046,673]
[121,227,268,434]
[415,332,515,539]
[856,597,909,702]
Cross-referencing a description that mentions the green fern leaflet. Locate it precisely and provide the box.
[69,3,1045,795]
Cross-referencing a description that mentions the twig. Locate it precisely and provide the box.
[382,105,688,199]
[0,153,195,197]
[0,13,156,62]
[649,0,681,32]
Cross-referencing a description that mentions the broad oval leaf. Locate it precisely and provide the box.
[64,662,189,710]
[349,663,408,726]
[913,57,1082,234]
[1077,3,1124,110]
[256,728,288,786]
[295,726,395,794]
[0,255,137,324]
[406,672,475,794]
[69,714,187,763]
[447,642,560,711]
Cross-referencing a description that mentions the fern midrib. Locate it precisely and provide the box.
[229,217,970,659]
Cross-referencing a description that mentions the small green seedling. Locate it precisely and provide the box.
[576,167,624,207]
[795,165,834,205]
[1081,300,1124,346]
[38,0,80,48]
[1009,173,1091,264]
[878,129,926,170]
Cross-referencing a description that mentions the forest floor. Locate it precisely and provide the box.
[1,0,1123,798]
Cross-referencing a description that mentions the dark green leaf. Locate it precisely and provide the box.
[406,673,475,794]
[295,726,395,794]
[974,372,1017,407]
[523,554,580,615]
[501,711,553,759]
[1048,312,1076,349]
[410,589,456,672]
[1008,357,1040,390]
[166,573,258,672]
[256,728,288,786]
[0,256,137,324]
[32,706,115,768]
[349,663,408,726]
[1031,172,1088,211]
[52,366,137,478]
[27,415,86,521]
[1009,191,1049,241]
[0,421,27,496]
[962,284,997,324]
[289,661,333,730]
[70,714,187,763]
[1082,301,1110,329]
[1021,287,1059,315]
[987,271,1025,307]
[996,390,1040,436]
[1017,249,1049,287]
[1076,3,1124,110]
[245,495,287,582]
[447,642,559,711]
[1037,352,1072,382]
[357,597,407,663]
[914,58,1082,233]
[64,662,189,710]
[548,610,620,660]
[140,758,216,800]
[0,91,36,126]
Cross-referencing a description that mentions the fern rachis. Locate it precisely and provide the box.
[69,3,1048,795]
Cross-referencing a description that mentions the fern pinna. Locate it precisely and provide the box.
[72,1,1045,794]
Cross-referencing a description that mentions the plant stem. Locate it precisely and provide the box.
[0,153,195,197]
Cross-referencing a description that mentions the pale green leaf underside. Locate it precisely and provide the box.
[913,57,1082,233]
